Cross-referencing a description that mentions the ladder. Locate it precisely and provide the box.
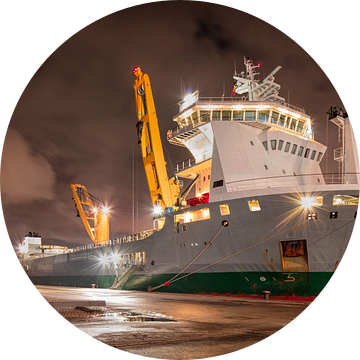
[110,265,138,290]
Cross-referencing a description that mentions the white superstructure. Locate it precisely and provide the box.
[167,58,330,203]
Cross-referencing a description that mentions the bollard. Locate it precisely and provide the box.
[262,291,271,300]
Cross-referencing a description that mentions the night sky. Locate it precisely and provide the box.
[0,1,349,248]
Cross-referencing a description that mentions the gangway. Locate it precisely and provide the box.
[111,264,138,290]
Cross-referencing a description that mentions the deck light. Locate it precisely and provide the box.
[101,206,110,215]
[300,196,323,209]
[301,197,316,209]
[154,205,163,216]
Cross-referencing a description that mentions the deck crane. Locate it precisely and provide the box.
[133,67,180,226]
[71,183,109,244]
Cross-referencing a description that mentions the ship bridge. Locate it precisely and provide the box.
[166,59,327,203]
[168,96,313,172]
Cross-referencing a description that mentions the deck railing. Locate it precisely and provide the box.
[18,172,359,262]
[226,172,360,192]
[19,228,156,261]
[175,153,211,172]
[194,97,306,114]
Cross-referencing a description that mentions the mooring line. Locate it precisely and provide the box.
[165,219,309,286]
[147,219,307,291]
[167,221,228,283]
[148,221,228,292]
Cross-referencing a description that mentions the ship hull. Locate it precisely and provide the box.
[21,188,357,299]
[28,271,333,299]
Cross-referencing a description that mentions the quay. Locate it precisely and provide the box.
[37,286,309,359]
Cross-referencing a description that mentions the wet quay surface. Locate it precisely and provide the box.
[37,285,309,359]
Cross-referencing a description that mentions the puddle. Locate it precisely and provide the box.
[57,307,177,322]
[104,313,177,322]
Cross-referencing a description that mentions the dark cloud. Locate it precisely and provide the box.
[194,14,233,52]
[1,129,56,204]
[1,1,345,247]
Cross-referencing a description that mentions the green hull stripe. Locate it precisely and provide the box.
[29,271,334,297]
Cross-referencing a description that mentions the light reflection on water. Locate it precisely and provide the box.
[103,312,176,322]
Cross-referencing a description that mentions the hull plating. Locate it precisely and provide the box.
[22,189,357,298]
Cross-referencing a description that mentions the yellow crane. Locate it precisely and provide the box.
[71,183,109,244]
[133,67,180,224]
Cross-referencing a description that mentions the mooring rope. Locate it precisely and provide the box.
[167,220,229,283]
[147,216,356,291]
[148,221,228,292]
[147,219,309,292]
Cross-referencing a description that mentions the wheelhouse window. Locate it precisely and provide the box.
[248,199,261,211]
[259,110,270,122]
[233,110,243,121]
[192,111,199,124]
[289,118,297,130]
[262,141,268,151]
[298,146,304,156]
[270,140,276,150]
[222,110,231,121]
[200,110,210,123]
[297,121,304,133]
[310,150,317,160]
[278,115,286,127]
[212,110,221,121]
[270,111,279,124]
[304,148,310,158]
[245,110,256,121]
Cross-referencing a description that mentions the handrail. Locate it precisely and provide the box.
[226,172,360,193]
[195,97,306,114]
[19,228,156,261]
[175,153,211,172]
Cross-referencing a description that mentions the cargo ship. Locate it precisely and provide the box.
[18,58,359,298]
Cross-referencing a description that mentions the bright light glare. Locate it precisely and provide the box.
[184,93,194,104]
[101,206,109,215]
[110,253,119,263]
[300,197,316,209]
[184,212,193,222]
[182,91,199,109]
[99,255,107,264]
[92,207,98,214]
[154,205,163,216]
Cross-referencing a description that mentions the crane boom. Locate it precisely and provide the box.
[71,183,109,244]
[133,67,179,215]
